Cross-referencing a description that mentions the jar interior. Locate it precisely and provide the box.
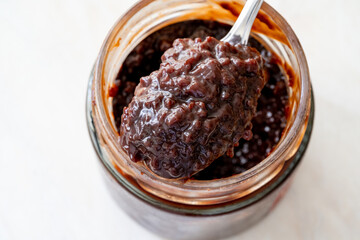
[94,0,310,205]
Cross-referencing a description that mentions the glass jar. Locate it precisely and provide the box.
[86,0,314,239]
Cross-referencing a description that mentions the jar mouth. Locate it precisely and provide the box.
[91,0,311,205]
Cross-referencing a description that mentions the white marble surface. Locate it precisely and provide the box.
[0,0,359,239]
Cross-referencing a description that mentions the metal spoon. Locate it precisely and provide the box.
[221,0,264,45]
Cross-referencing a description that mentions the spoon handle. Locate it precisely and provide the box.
[221,0,264,45]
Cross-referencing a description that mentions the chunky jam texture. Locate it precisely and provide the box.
[120,37,265,179]
[111,20,289,180]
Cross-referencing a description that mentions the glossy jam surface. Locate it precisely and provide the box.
[111,20,289,180]
[119,36,265,179]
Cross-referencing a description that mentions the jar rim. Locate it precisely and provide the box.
[91,0,311,205]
